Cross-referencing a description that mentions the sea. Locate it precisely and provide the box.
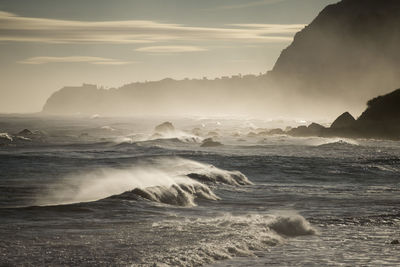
[0,115,399,266]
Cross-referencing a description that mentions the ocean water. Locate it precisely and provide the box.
[0,116,399,266]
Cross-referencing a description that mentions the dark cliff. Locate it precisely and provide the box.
[270,0,400,106]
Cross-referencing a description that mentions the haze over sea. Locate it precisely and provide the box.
[1,0,400,266]
[0,116,399,266]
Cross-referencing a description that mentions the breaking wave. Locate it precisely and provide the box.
[145,213,317,266]
[35,158,250,207]
[0,132,13,142]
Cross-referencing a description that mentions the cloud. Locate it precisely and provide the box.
[215,0,286,10]
[0,11,302,45]
[229,23,306,34]
[136,46,207,53]
[18,56,134,65]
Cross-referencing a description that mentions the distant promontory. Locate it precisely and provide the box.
[42,0,400,119]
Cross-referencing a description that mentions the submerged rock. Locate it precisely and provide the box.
[391,239,399,245]
[201,138,222,147]
[18,129,33,135]
[154,122,175,133]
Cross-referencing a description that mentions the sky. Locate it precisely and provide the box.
[0,0,338,113]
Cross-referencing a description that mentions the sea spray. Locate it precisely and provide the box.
[35,157,250,206]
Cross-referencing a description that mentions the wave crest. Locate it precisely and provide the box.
[110,183,219,206]
[35,158,249,207]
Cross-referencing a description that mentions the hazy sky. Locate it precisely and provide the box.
[0,0,337,113]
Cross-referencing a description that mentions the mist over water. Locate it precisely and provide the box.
[0,116,399,266]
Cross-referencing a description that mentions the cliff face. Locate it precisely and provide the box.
[270,0,400,104]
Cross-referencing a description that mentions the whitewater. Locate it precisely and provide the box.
[0,116,399,266]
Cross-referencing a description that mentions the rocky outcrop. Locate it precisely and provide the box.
[288,123,326,137]
[322,88,400,140]
[18,129,33,135]
[358,89,400,122]
[330,112,356,129]
[354,88,400,139]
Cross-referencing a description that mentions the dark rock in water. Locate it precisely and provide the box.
[308,123,325,132]
[18,129,33,135]
[352,88,400,139]
[358,88,400,123]
[317,88,400,140]
[201,138,222,147]
[269,128,284,135]
[288,126,309,137]
[391,239,399,245]
[330,112,356,129]
[154,122,175,133]
[288,123,326,137]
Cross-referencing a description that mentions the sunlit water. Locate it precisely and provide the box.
[0,116,399,266]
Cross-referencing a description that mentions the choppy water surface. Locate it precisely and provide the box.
[0,116,399,266]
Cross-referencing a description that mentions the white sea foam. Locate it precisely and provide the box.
[100,125,116,131]
[146,213,317,266]
[315,137,359,147]
[148,129,203,143]
[0,132,13,141]
[158,158,252,186]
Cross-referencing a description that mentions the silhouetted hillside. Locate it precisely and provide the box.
[42,0,400,118]
[270,0,400,109]
[42,75,273,116]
